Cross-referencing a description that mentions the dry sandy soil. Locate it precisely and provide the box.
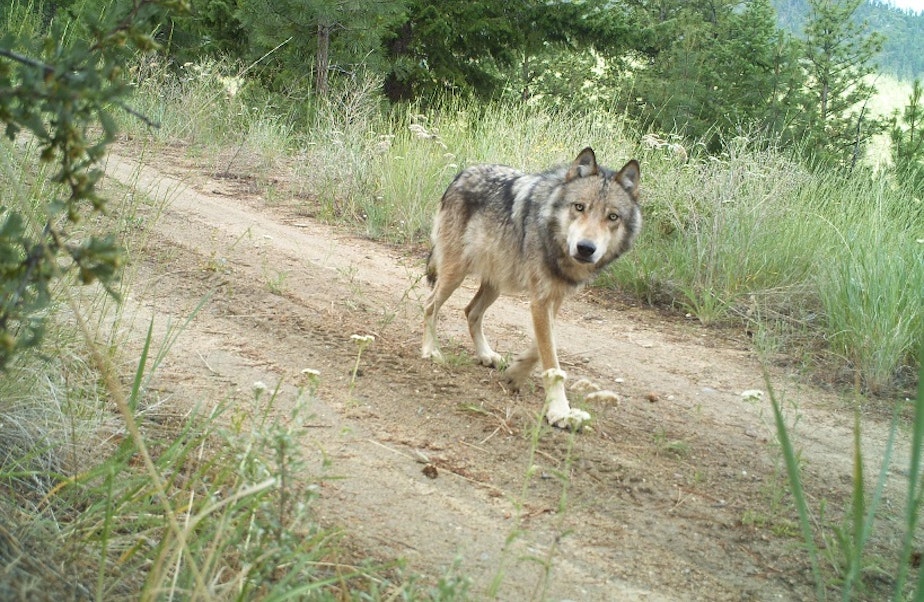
[99,142,914,601]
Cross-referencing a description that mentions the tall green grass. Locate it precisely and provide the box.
[813,181,924,394]
[766,346,924,600]
[603,142,922,394]
[1,330,470,599]
[603,142,823,320]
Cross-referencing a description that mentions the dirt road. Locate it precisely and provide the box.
[101,143,908,601]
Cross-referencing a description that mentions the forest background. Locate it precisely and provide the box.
[141,0,924,168]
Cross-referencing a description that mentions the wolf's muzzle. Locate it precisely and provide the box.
[575,241,596,263]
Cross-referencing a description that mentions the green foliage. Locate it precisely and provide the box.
[236,0,405,96]
[27,0,920,178]
[383,0,630,102]
[385,0,521,100]
[183,0,248,56]
[765,351,924,599]
[495,0,633,105]
[0,0,185,369]
[890,79,924,195]
[40,0,916,177]
[629,0,804,148]
[799,0,884,168]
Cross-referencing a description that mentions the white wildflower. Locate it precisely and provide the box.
[740,389,765,402]
[585,390,620,405]
[374,135,393,155]
[642,133,666,149]
[409,123,432,139]
[218,75,243,98]
[570,378,601,394]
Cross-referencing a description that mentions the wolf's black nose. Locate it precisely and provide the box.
[576,241,596,260]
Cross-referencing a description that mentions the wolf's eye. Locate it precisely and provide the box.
[573,203,585,212]
[608,213,620,222]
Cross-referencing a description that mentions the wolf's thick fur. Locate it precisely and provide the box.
[421,148,641,429]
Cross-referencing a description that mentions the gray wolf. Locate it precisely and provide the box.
[421,148,641,429]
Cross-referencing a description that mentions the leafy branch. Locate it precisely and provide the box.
[0,0,186,368]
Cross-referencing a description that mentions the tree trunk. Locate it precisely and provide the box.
[316,21,331,97]
[521,53,531,102]
[384,20,413,102]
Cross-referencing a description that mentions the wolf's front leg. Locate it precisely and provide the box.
[542,369,591,430]
[529,300,590,430]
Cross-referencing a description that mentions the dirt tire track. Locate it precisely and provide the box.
[100,145,906,601]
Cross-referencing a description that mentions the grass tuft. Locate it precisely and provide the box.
[765,349,924,600]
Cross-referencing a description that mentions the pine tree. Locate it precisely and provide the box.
[630,0,803,147]
[718,0,804,139]
[382,0,629,102]
[236,0,405,96]
[383,0,518,101]
[890,79,924,195]
[800,0,884,168]
[628,0,727,140]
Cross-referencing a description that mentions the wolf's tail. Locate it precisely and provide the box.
[425,249,437,287]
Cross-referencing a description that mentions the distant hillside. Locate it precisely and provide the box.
[773,0,924,80]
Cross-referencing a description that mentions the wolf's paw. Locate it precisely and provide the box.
[502,371,526,392]
[546,407,592,431]
[421,346,444,363]
[541,368,590,430]
[503,361,532,391]
[476,351,505,369]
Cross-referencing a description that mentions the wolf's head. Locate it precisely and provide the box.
[559,147,641,272]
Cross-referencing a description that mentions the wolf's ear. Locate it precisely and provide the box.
[615,160,640,200]
[566,147,599,180]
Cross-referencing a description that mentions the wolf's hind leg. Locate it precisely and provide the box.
[465,282,503,367]
[421,265,466,362]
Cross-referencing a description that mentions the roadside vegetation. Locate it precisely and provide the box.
[1,0,922,599]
